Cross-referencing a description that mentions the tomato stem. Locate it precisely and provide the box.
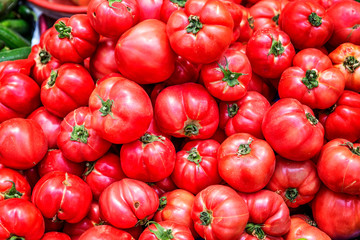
[187,147,202,165]
[246,223,266,240]
[200,210,212,226]
[70,124,89,144]
[184,124,199,137]
[285,187,298,202]
[302,69,319,89]
[186,15,203,35]
[147,221,175,240]
[248,16,254,29]
[84,161,96,176]
[227,103,239,118]
[140,133,162,145]
[39,49,51,64]
[272,14,280,26]
[8,236,25,240]
[218,57,247,87]
[55,21,72,39]
[4,181,23,199]
[306,113,318,125]
[237,138,253,156]
[308,12,322,27]
[269,39,284,57]
[158,196,167,211]
[341,142,360,156]
[108,0,123,8]
[96,94,115,118]
[47,70,58,87]
[170,0,187,7]
[343,56,360,73]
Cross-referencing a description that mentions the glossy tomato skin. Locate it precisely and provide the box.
[219,91,270,139]
[99,178,159,229]
[79,225,135,240]
[0,118,47,170]
[139,221,194,240]
[160,0,185,23]
[247,73,277,102]
[32,171,93,223]
[166,0,234,64]
[45,14,99,63]
[0,58,33,79]
[262,98,324,161]
[218,133,276,193]
[0,168,31,201]
[0,198,45,240]
[312,186,360,240]
[115,19,175,84]
[155,83,219,139]
[137,0,163,21]
[165,55,201,86]
[89,76,153,144]
[246,28,295,79]
[41,232,71,240]
[171,139,222,194]
[191,185,249,240]
[284,215,331,240]
[239,233,283,240]
[278,48,345,110]
[236,5,254,43]
[266,156,321,208]
[0,73,41,123]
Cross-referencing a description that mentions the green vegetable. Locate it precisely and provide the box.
[0,46,31,62]
[0,25,30,49]
[0,19,30,35]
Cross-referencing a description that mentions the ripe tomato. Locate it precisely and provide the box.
[0,58,33,79]
[236,5,254,42]
[79,225,135,240]
[139,221,194,240]
[164,55,201,86]
[41,232,71,240]
[284,215,331,240]
[136,0,163,21]
[239,233,283,240]
[160,0,186,23]
[247,73,277,102]
[0,168,31,201]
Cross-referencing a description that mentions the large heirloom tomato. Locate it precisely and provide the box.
[284,215,331,240]
[139,221,194,240]
[262,98,324,161]
[79,225,135,240]
[115,19,175,84]
[0,198,45,240]
[0,58,33,79]
[0,118,47,170]
[166,0,234,64]
[45,14,99,63]
[278,48,345,110]
[312,186,360,240]
[266,156,321,208]
[246,28,295,79]
[32,171,93,223]
[160,0,186,23]
[89,76,153,144]
[278,0,333,50]
[218,133,276,193]
[191,185,249,240]
[155,83,219,139]
[0,168,31,201]
[99,178,159,229]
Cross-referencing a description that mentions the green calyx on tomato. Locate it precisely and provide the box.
[186,15,203,35]
[108,0,123,8]
[47,70,58,88]
[302,69,319,90]
[343,56,360,73]
[184,124,199,137]
[3,181,23,199]
[227,103,239,118]
[269,38,284,57]
[170,0,187,7]
[55,21,72,39]
[8,235,25,240]
[308,12,322,27]
[140,133,164,146]
[200,209,213,226]
[187,147,202,165]
[353,24,360,29]
[218,57,248,87]
[341,142,360,156]
[237,138,253,156]
[248,17,255,29]
[96,94,115,118]
[39,49,51,64]
[147,221,175,240]
[70,124,89,144]
[158,196,167,211]
[272,14,280,26]
[285,187,298,202]
[305,113,319,125]
[84,161,96,176]
[246,223,266,240]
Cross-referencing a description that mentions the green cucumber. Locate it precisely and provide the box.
[0,19,30,35]
[0,25,30,49]
[0,0,18,18]
[0,46,31,62]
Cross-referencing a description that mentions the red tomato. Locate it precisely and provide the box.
[239,190,291,238]
[266,156,321,208]
[160,0,186,23]
[41,232,71,240]
[148,176,177,197]
[164,55,201,86]
[329,43,360,92]
[237,5,254,42]
[0,168,31,201]
[20,167,40,190]
[99,178,159,229]
[239,233,283,240]
[219,91,270,139]
[136,0,163,21]
[218,0,243,42]
[278,48,345,109]
[79,225,135,240]
[87,0,139,39]
[262,98,324,161]
[312,186,360,240]
[314,0,342,9]
[246,28,295,79]
[139,221,194,240]
[45,14,99,63]
[218,133,276,193]
[0,118,47,170]
[154,83,219,139]
[83,152,126,200]
[0,58,33,79]
[115,19,175,84]
[284,215,331,240]
[166,0,234,64]
[0,73,41,123]
[171,139,222,194]
[191,185,249,240]
[247,73,277,102]
[0,198,45,239]
[32,171,93,223]
[89,76,153,144]
[27,107,62,149]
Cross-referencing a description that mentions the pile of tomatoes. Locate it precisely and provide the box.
[0,0,360,239]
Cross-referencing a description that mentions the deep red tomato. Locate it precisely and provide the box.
[89,76,153,144]
[136,0,163,21]
[312,186,360,240]
[0,118,47,170]
[262,98,324,161]
[218,133,276,193]
[32,171,93,223]
[155,83,219,139]
[149,176,177,197]
[0,168,31,201]
[218,0,243,42]
[327,1,360,47]
[314,0,342,9]
[284,214,331,240]
[239,233,283,240]
[236,5,254,42]
[246,28,295,79]
[0,58,33,80]
[115,19,175,84]
[166,0,234,64]
[266,156,321,208]
[247,73,277,102]
[88,0,139,39]
[171,139,222,194]
[139,221,194,240]
[79,225,135,240]
[329,43,360,92]
[0,72,41,123]
[0,198,45,240]
[191,185,249,240]
[83,152,126,200]
[164,55,201,86]
[45,14,99,63]
[20,167,40,190]
[99,178,159,229]
[160,0,186,23]
[219,91,270,139]
[41,232,71,240]
[278,48,345,109]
